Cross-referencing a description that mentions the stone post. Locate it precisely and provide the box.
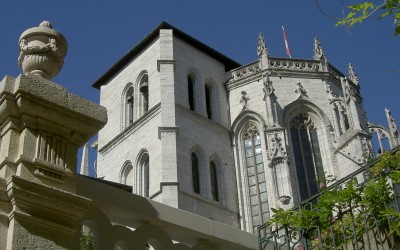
[0,21,107,249]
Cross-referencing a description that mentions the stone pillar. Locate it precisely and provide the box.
[0,21,107,249]
[157,29,179,207]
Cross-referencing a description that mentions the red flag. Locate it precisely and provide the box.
[282,26,292,58]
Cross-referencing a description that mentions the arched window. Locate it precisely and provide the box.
[139,74,149,115]
[243,125,269,233]
[121,162,133,186]
[139,153,150,198]
[192,153,200,194]
[188,75,195,111]
[290,114,325,200]
[124,85,134,127]
[205,85,212,119]
[210,161,219,201]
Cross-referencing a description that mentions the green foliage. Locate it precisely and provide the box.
[337,0,400,35]
[80,232,94,250]
[267,152,400,248]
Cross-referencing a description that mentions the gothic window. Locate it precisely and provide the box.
[243,125,269,233]
[121,162,133,186]
[188,75,195,111]
[192,153,200,194]
[124,85,134,127]
[290,114,325,201]
[139,153,150,198]
[210,161,219,201]
[205,84,212,119]
[139,74,149,116]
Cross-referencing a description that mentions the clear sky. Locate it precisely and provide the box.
[1,1,398,175]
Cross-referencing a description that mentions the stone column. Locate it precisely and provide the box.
[157,29,179,207]
[0,21,107,249]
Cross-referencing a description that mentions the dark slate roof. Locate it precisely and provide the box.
[80,174,133,192]
[92,21,241,89]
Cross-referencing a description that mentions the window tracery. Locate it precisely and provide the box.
[243,124,269,232]
[289,114,325,200]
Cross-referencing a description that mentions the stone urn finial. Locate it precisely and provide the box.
[18,21,67,80]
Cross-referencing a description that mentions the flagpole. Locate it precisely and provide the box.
[282,26,292,58]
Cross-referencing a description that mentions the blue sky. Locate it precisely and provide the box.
[1,1,398,175]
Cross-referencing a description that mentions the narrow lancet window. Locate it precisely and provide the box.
[125,86,134,126]
[243,125,269,232]
[139,75,149,115]
[192,153,200,194]
[290,114,325,201]
[205,85,212,119]
[188,76,195,111]
[210,161,219,201]
[139,153,150,198]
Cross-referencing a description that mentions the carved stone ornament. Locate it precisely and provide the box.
[348,63,359,85]
[294,82,307,99]
[385,108,399,136]
[313,37,327,62]
[18,21,68,80]
[267,132,288,164]
[263,73,274,100]
[240,91,250,110]
[344,79,356,102]
[257,33,268,58]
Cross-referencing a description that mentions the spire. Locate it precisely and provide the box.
[257,33,268,57]
[313,37,327,62]
[385,108,399,139]
[348,63,359,85]
[257,33,269,70]
[80,143,89,175]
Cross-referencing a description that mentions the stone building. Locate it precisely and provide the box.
[93,22,399,234]
[1,20,399,249]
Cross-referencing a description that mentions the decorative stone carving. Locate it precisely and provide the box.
[18,21,67,80]
[385,108,399,137]
[262,73,274,99]
[268,59,320,71]
[343,79,356,103]
[362,137,374,159]
[267,132,287,163]
[266,132,291,205]
[240,91,250,110]
[230,61,260,81]
[348,63,359,85]
[325,82,334,97]
[257,33,269,57]
[294,82,307,99]
[313,37,326,61]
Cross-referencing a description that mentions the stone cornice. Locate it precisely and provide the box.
[98,102,161,154]
[225,59,346,91]
[175,104,230,133]
[157,59,175,72]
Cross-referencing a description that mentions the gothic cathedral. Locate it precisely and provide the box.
[93,22,399,234]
